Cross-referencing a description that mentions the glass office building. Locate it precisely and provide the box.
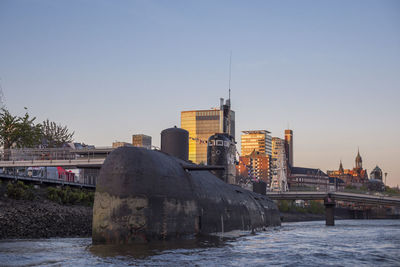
[181,99,235,164]
[241,130,272,156]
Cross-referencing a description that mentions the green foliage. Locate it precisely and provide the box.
[0,108,74,150]
[308,200,325,214]
[277,200,291,212]
[46,186,94,206]
[344,184,369,194]
[6,181,35,200]
[0,108,41,150]
[40,119,74,148]
[384,186,400,196]
[277,200,325,214]
[345,185,356,190]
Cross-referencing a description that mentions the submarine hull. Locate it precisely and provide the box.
[92,147,281,244]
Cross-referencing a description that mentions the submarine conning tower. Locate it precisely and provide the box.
[207,133,236,184]
[92,131,280,245]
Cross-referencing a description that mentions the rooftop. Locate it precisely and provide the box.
[242,130,271,134]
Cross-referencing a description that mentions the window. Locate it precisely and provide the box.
[216,140,223,146]
[208,140,215,146]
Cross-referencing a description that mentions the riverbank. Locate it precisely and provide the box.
[0,197,92,239]
[0,180,93,239]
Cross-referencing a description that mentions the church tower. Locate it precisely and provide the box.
[339,160,344,174]
[355,149,362,169]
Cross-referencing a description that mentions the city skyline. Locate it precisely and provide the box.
[0,0,399,186]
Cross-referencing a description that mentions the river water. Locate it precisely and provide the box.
[0,220,399,266]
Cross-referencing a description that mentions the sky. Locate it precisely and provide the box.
[0,0,399,186]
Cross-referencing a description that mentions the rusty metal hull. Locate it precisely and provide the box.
[92,147,281,244]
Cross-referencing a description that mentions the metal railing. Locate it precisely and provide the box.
[0,169,97,188]
[0,147,113,162]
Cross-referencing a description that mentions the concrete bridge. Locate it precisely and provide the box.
[0,172,96,188]
[0,147,112,168]
[266,191,400,225]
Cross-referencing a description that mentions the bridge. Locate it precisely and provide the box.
[0,147,113,188]
[0,172,95,188]
[266,191,400,225]
[0,147,112,168]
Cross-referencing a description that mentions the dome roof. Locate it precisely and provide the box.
[372,165,382,172]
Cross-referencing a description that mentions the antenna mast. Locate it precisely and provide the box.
[228,51,232,101]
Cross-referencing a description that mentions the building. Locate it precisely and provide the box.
[368,165,385,191]
[270,137,288,191]
[132,134,152,149]
[370,166,383,181]
[288,167,330,192]
[327,149,369,188]
[238,130,272,186]
[236,150,271,185]
[112,141,132,148]
[328,177,345,192]
[241,130,271,156]
[181,98,235,164]
[284,129,293,168]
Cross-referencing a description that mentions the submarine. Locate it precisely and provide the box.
[92,127,281,244]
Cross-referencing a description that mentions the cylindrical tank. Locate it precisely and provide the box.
[161,127,189,161]
[207,133,236,184]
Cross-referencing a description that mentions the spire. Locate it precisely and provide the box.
[339,160,344,173]
[355,148,362,169]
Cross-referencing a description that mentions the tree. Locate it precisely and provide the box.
[40,119,74,148]
[16,109,42,148]
[0,108,20,149]
[0,108,41,157]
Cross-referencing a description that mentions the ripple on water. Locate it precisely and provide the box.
[0,220,399,266]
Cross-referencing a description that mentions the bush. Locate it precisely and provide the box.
[307,200,325,214]
[46,186,94,206]
[277,200,325,214]
[6,181,35,200]
[278,200,291,212]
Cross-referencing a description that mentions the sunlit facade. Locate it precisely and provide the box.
[132,134,152,149]
[237,151,271,185]
[239,130,272,185]
[284,129,293,167]
[271,137,288,191]
[241,130,272,156]
[181,100,235,164]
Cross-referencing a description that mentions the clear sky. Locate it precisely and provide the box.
[1,0,399,186]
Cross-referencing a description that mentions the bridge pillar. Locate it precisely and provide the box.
[324,195,336,226]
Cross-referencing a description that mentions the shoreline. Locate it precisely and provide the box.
[0,197,92,239]
[0,198,398,240]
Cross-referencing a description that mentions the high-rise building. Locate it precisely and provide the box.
[181,98,235,164]
[239,130,272,185]
[284,129,293,167]
[271,137,288,191]
[237,151,271,185]
[241,130,272,156]
[132,134,152,149]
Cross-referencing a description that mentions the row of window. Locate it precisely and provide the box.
[208,140,231,147]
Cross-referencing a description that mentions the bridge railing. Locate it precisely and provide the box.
[0,147,113,162]
[0,168,97,187]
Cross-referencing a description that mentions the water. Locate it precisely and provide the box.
[1,220,399,266]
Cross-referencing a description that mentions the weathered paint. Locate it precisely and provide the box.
[92,147,281,244]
